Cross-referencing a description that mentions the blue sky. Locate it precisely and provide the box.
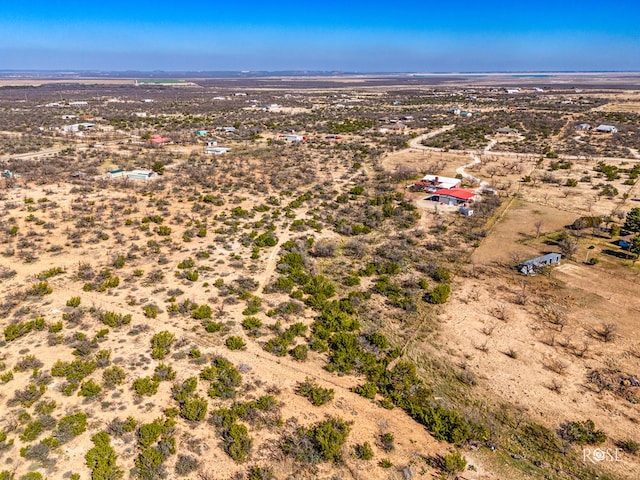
[1,1,639,72]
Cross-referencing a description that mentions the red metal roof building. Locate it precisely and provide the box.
[430,188,477,205]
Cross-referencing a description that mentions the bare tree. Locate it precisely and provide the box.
[534,220,544,238]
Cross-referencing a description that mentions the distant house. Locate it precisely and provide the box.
[400,115,414,121]
[261,104,281,112]
[497,127,519,135]
[205,141,218,147]
[505,88,520,94]
[148,134,171,145]
[128,170,158,181]
[448,108,461,115]
[279,134,306,142]
[69,101,88,106]
[429,188,476,206]
[379,123,407,133]
[195,130,209,137]
[577,123,592,131]
[519,253,561,275]
[460,111,473,117]
[62,122,94,133]
[205,147,230,155]
[596,124,618,134]
[222,126,237,133]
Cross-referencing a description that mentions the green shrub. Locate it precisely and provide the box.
[103,366,125,388]
[180,396,208,422]
[223,423,252,462]
[241,316,262,332]
[296,378,334,406]
[191,304,212,320]
[95,349,111,366]
[617,439,640,455]
[34,400,56,416]
[426,284,451,304]
[79,379,102,397]
[155,225,172,236]
[561,420,607,445]
[132,376,160,396]
[37,266,64,279]
[27,281,53,297]
[55,412,87,443]
[20,420,43,442]
[48,321,63,333]
[137,417,173,448]
[99,311,132,328]
[151,331,175,359]
[204,321,223,333]
[4,318,46,342]
[353,382,377,399]
[177,257,195,269]
[112,255,127,269]
[201,357,242,399]
[172,377,198,404]
[51,358,97,384]
[153,363,176,382]
[143,305,159,319]
[353,442,373,460]
[282,416,350,463]
[134,447,166,479]
[290,344,308,362]
[85,432,123,480]
[242,295,262,315]
[247,465,275,480]
[442,450,466,475]
[225,336,246,350]
[19,474,43,480]
[379,432,394,452]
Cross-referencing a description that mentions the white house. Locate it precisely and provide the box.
[127,170,158,181]
[205,147,230,155]
[62,122,94,133]
[596,124,618,133]
[279,134,305,142]
[379,123,407,133]
[497,127,519,135]
[413,175,462,192]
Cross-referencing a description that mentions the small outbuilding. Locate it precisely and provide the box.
[577,123,592,131]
